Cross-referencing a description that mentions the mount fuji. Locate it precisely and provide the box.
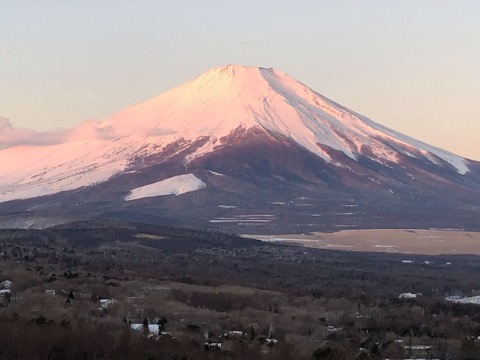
[1,65,479,232]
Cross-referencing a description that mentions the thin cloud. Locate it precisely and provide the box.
[0,117,65,148]
[0,115,177,149]
[0,117,111,148]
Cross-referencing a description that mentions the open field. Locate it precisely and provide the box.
[247,229,480,255]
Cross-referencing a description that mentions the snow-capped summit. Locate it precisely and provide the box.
[101,64,468,173]
[0,65,479,232]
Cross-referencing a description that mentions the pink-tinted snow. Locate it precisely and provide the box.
[0,65,469,203]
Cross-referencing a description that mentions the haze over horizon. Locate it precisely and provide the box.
[1,1,479,160]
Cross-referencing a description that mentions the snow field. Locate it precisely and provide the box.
[125,174,205,201]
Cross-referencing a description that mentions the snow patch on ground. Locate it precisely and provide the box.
[208,170,225,176]
[125,174,205,201]
[399,292,418,299]
[445,295,480,305]
[210,214,276,224]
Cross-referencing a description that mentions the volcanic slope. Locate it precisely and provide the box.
[1,65,479,232]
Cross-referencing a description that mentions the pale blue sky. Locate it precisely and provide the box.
[1,1,479,159]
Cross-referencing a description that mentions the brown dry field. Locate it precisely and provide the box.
[248,229,480,255]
